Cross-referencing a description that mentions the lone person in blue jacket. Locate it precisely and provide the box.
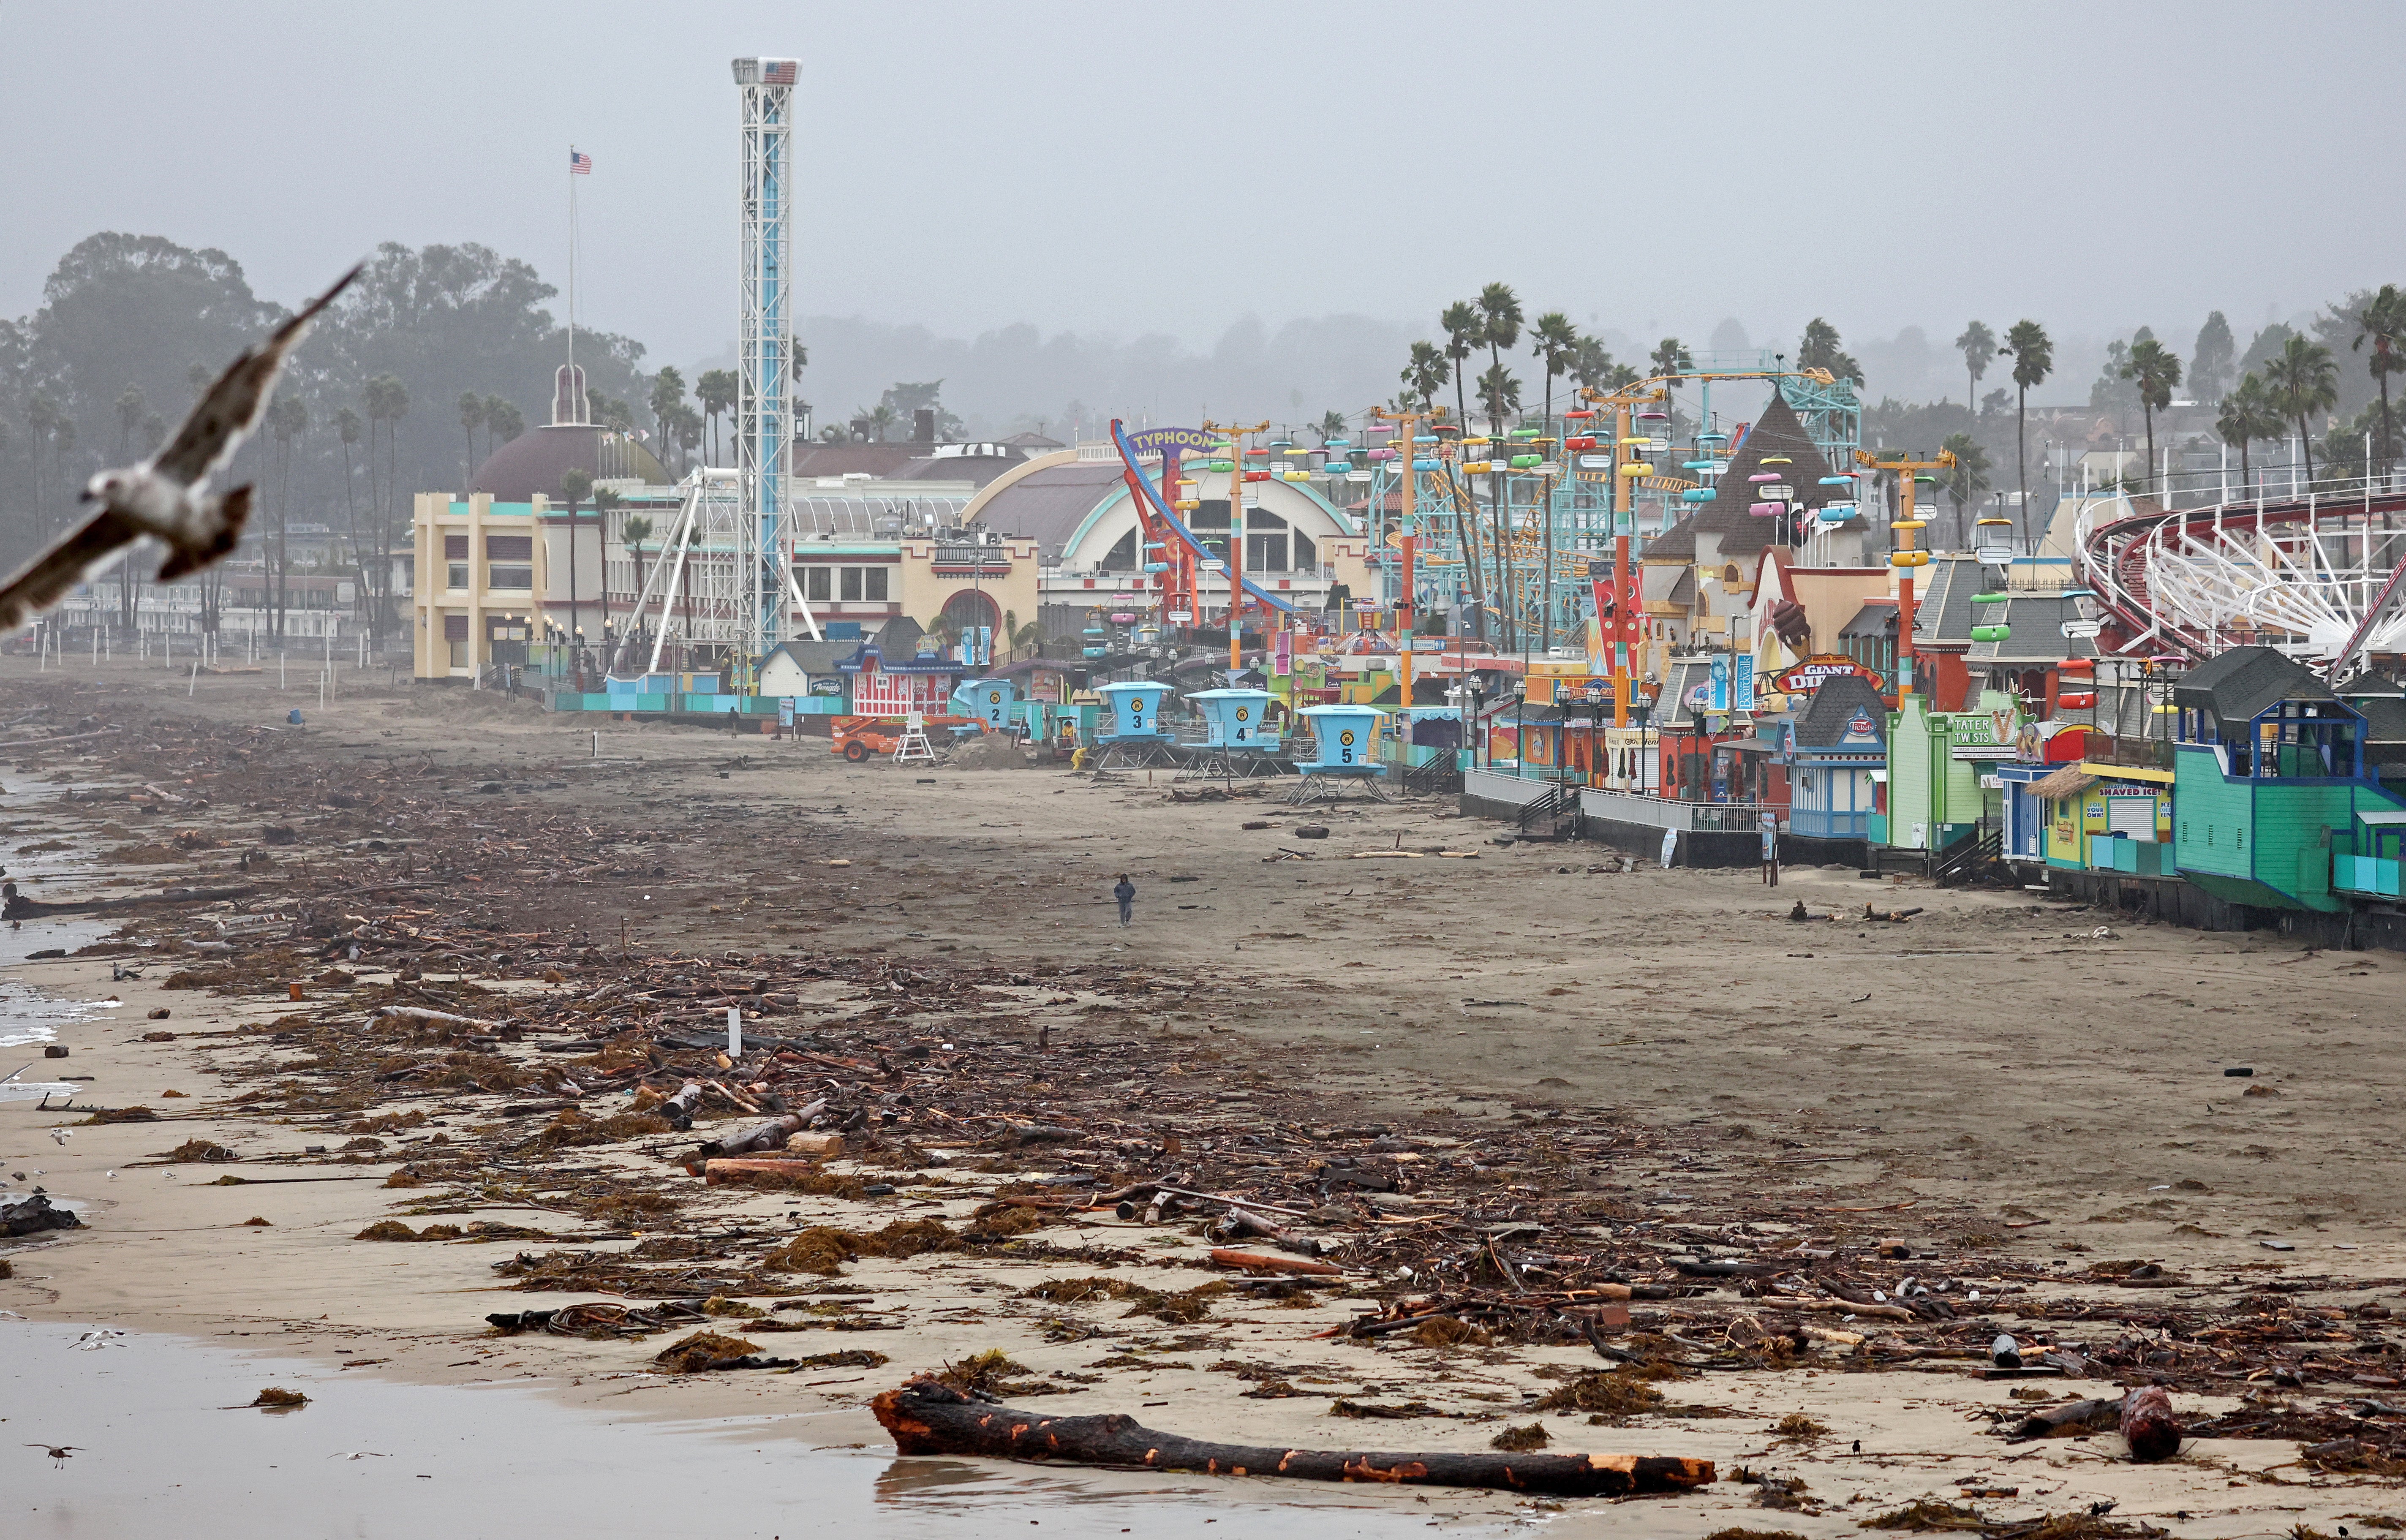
[1113,874,1136,928]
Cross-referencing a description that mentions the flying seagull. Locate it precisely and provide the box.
[0,263,362,632]
[26,1444,83,1467]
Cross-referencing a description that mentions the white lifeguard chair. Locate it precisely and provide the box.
[893,710,939,766]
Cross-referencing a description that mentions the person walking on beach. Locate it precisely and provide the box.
[1113,874,1136,927]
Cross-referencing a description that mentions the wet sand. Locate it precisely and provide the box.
[3,656,2403,1536]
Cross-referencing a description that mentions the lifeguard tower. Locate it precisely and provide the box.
[964,677,1019,736]
[1092,680,1178,769]
[1181,687,1282,781]
[1291,703,1389,805]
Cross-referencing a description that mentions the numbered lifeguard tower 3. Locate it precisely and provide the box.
[1093,680,1178,769]
[1181,687,1280,781]
[1292,703,1389,805]
[965,677,1018,734]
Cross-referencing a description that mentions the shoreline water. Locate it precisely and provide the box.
[8,1321,1508,1540]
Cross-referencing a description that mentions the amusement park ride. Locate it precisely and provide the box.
[589,55,2406,702]
[1103,354,1870,691]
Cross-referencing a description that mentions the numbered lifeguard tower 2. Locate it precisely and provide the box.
[1182,687,1280,781]
[1093,680,1178,769]
[963,677,1018,734]
[1292,703,1389,805]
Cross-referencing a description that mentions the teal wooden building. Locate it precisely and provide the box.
[2169,647,2406,912]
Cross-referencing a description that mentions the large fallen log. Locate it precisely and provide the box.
[2008,1386,2181,1461]
[1208,1246,1343,1277]
[869,1379,1713,1497]
[3,882,255,919]
[2118,1384,2181,1462]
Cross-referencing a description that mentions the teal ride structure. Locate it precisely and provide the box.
[1345,357,1860,652]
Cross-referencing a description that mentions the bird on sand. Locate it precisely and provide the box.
[25,1444,83,1467]
[0,263,361,631]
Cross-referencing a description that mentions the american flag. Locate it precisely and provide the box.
[569,150,592,175]
[761,58,797,84]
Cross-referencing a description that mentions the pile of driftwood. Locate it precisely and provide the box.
[8,682,2398,1486]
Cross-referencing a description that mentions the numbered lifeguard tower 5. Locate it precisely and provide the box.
[1182,687,1281,781]
[1292,703,1389,805]
[1093,680,1178,769]
[966,677,1018,734]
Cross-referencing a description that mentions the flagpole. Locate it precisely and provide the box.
[567,145,578,394]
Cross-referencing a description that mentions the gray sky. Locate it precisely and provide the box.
[4,0,2400,405]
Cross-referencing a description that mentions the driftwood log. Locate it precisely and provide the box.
[2009,1387,2181,1461]
[2118,1384,2180,1462]
[3,882,254,919]
[1209,1246,1343,1277]
[870,1380,1713,1497]
[1211,1205,1327,1257]
[695,1098,827,1159]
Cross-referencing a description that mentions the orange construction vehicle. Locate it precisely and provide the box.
[829,713,984,762]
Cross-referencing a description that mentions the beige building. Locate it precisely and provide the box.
[411,492,551,678]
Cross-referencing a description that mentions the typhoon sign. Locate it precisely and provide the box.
[1124,427,1221,456]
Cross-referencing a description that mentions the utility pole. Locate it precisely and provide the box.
[1200,419,1269,672]
[1370,404,1448,715]
[1854,446,1957,701]
[1580,380,1668,728]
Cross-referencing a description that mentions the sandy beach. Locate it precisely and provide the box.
[4,654,2403,1537]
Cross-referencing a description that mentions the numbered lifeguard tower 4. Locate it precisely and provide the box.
[1292,703,1389,805]
[1182,687,1280,781]
[1093,680,1178,769]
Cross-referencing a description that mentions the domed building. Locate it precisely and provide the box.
[467,363,670,499]
[413,364,671,681]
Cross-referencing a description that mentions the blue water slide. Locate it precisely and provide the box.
[1111,421,1297,615]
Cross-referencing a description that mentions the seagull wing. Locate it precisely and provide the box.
[151,263,362,489]
[0,511,142,632]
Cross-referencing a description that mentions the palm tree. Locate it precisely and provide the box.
[2217,374,2278,489]
[485,396,523,450]
[1400,341,1449,414]
[457,391,485,483]
[114,385,145,460]
[861,403,898,442]
[672,405,702,473]
[335,406,364,615]
[1954,321,1995,412]
[25,393,55,542]
[557,468,593,653]
[616,512,655,667]
[1568,335,1616,396]
[2262,333,2340,484]
[363,375,408,642]
[2119,336,2183,491]
[2352,284,2406,475]
[1476,283,1522,384]
[1529,312,1579,434]
[1315,409,1347,445]
[48,416,75,543]
[1648,337,1693,380]
[696,369,737,464]
[1440,301,1481,432]
[648,367,687,470]
[1938,432,1992,547]
[1475,364,1521,433]
[1999,321,2053,550]
[590,485,623,644]
[1797,318,1862,384]
[1476,363,1524,643]
[267,395,306,639]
